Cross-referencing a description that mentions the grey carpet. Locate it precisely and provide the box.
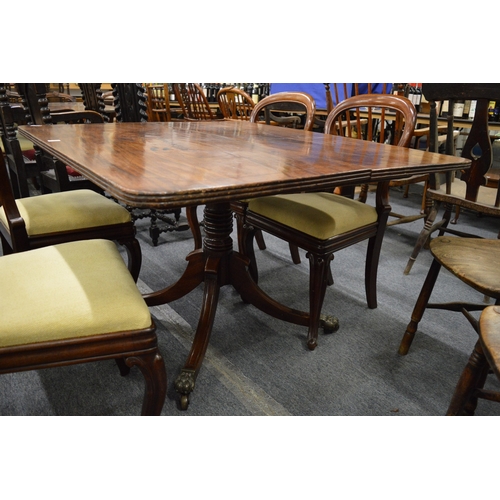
[2,185,499,416]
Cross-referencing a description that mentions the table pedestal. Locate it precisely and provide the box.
[143,202,338,409]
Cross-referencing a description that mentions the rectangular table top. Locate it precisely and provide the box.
[19,120,470,209]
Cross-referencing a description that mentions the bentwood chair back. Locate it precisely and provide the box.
[232,92,317,262]
[251,91,316,130]
[236,94,417,350]
[217,86,255,120]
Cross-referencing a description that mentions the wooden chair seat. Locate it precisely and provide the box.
[430,237,500,298]
[0,239,167,415]
[447,305,500,415]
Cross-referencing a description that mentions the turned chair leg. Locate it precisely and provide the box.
[446,340,490,416]
[306,252,332,350]
[399,257,443,355]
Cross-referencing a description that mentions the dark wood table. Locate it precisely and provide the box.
[19,120,470,409]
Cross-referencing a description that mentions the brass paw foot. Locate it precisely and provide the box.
[175,369,196,410]
[321,314,339,334]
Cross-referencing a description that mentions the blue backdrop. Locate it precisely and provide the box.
[269,84,393,109]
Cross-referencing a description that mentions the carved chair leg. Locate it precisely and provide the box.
[115,358,131,376]
[306,252,332,350]
[365,232,385,310]
[126,351,167,416]
[446,340,489,415]
[289,243,301,264]
[399,257,443,355]
[255,229,266,250]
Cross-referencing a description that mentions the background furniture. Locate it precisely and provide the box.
[238,94,417,351]
[447,305,500,415]
[110,83,190,246]
[145,84,173,122]
[404,83,500,275]
[173,83,217,120]
[15,83,105,194]
[217,86,255,120]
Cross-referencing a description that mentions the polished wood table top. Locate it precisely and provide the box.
[19,120,468,208]
[19,120,470,410]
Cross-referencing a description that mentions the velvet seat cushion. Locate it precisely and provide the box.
[247,192,378,240]
[0,189,132,236]
[0,239,152,348]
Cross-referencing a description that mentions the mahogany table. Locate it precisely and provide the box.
[19,120,470,409]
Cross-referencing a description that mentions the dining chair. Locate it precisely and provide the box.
[145,84,173,122]
[0,118,142,281]
[78,83,115,122]
[172,83,217,121]
[329,83,429,226]
[236,93,417,350]
[0,84,38,198]
[0,237,166,415]
[447,305,500,415]
[231,91,318,267]
[217,86,255,120]
[404,83,500,275]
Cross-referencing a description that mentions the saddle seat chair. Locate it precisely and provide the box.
[235,93,417,350]
[399,84,500,356]
[0,238,166,415]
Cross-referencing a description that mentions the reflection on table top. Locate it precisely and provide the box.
[19,120,469,209]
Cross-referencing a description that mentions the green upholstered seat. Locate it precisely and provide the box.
[0,189,131,236]
[0,239,151,348]
[248,192,378,240]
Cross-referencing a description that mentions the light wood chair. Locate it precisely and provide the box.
[146,84,172,122]
[447,305,500,415]
[404,83,500,275]
[0,237,166,415]
[172,83,217,121]
[399,86,500,356]
[0,123,142,281]
[217,86,255,120]
[236,94,417,350]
